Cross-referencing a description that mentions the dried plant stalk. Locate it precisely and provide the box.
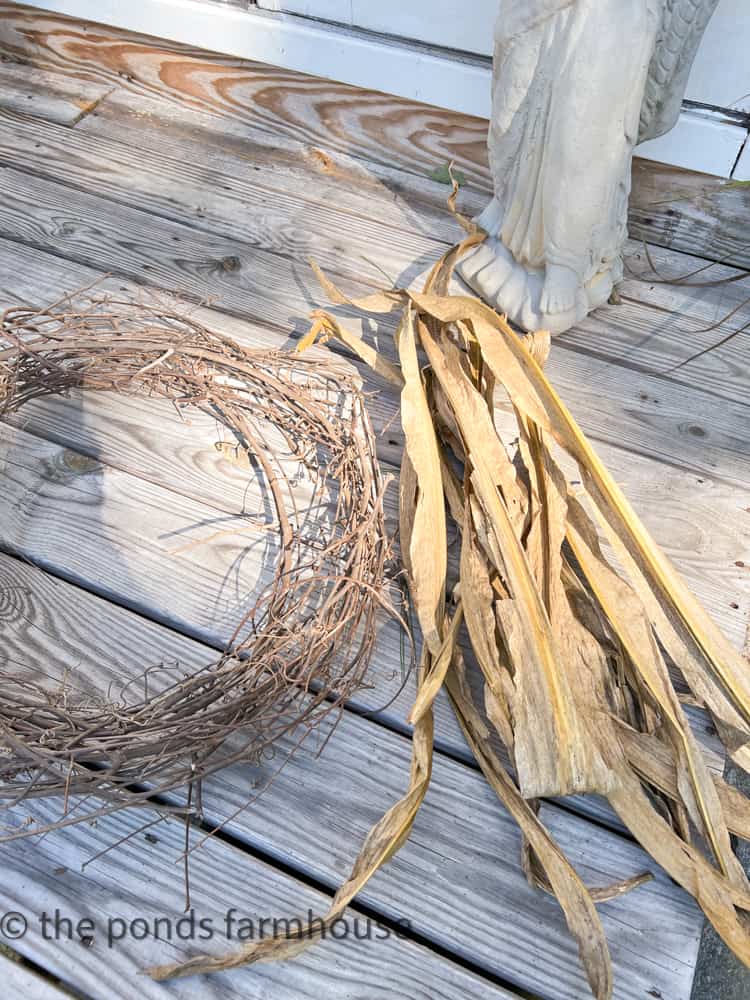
[154,219,750,999]
[0,292,392,837]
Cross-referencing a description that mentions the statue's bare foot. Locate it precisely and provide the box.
[540,263,580,316]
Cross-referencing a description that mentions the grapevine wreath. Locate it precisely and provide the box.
[0,292,392,834]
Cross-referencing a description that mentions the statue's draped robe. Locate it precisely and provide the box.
[480,0,662,289]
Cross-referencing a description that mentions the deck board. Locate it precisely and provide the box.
[70,86,750,404]
[0,9,747,1000]
[0,237,746,703]
[0,789,520,1000]
[0,58,111,125]
[1,98,747,407]
[0,229,742,777]
[0,89,746,416]
[0,106,445,289]
[0,344,732,805]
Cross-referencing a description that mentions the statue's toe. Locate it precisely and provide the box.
[457,241,514,305]
[542,290,576,316]
[540,264,580,316]
[457,243,498,282]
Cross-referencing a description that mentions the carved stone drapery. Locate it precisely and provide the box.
[458,0,720,334]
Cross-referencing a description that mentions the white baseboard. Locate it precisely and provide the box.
[639,111,748,179]
[8,0,749,178]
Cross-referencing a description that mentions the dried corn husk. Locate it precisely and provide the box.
[153,218,750,998]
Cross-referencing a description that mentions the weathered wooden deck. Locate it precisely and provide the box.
[0,6,748,999]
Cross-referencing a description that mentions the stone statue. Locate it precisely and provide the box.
[458,0,720,334]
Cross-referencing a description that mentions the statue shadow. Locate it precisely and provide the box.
[275,248,444,357]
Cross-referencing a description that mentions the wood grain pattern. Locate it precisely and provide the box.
[629,160,750,272]
[0,420,365,659]
[0,413,468,754]
[0,105,447,291]
[0,773,519,999]
[75,84,474,245]
[0,2,492,187]
[0,307,733,778]
[0,319,738,792]
[69,90,750,406]
[0,57,111,124]
[9,101,749,401]
[0,3,748,267]
[0,554,704,1000]
[67,83,750,408]
[0,20,745,996]
[1,86,746,417]
[560,266,750,408]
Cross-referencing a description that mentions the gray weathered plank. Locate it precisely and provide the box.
[0,164,747,499]
[73,86,473,247]
[0,420,337,652]
[0,107,442,290]
[564,250,750,407]
[0,794,519,1000]
[0,553,704,1000]
[0,12,742,999]
[68,88,750,405]
[0,162,419,392]
[0,417,463,750]
[0,376,734,807]
[0,4,493,191]
[0,236,746,649]
[0,58,111,126]
[629,158,750,275]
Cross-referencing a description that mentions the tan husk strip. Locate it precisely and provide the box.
[151,651,436,980]
[156,237,750,997]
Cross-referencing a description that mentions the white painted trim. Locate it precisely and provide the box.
[259,0,498,59]
[9,0,749,177]
[262,0,750,113]
[638,111,749,179]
